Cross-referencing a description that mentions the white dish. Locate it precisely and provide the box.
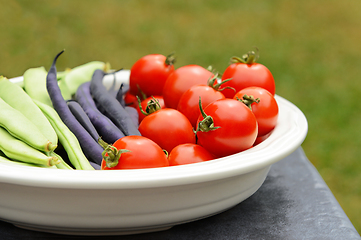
[0,72,308,236]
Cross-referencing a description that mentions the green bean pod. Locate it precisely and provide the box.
[0,98,56,152]
[57,69,71,80]
[0,127,60,167]
[48,152,74,170]
[23,67,72,104]
[34,100,94,170]
[57,68,73,100]
[57,78,72,100]
[64,61,110,96]
[0,153,57,169]
[0,77,58,146]
[23,66,53,107]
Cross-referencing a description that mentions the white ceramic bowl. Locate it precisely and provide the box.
[0,71,308,236]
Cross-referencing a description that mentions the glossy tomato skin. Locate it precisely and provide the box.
[196,99,258,158]
[253,132,271,146]
[136,96,165,123]
[101,135,169,170]
[162,65,213,109]
[129,54,174,97]
[168,143,214,166]
[221,62,275,98]
[234,87,278,137]
[138,108,196,153]
[177,84,225,129]
[124,92,138,109]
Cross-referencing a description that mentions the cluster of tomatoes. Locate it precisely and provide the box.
[101,50,279,170]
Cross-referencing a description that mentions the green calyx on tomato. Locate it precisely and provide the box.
[195,97,220,135]
[165,52,176,66]
[230,47,259,65]
[208,73,235,93]
[98,137,130,168]
[137,96,162,117]
[236,94,260,111]
[163,149,169,158]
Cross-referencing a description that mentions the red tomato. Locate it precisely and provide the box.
[129,54,175,97]
[124,92,138,109]
[168,143,214,166]
[101,135,169,170]
[221,51,275,98]
[138,108,196,153]
[234,87,278,137]
[196,99,258,158]
[136,96,165,123]
[162,64,214,109]
[177,81,226,129]
[253,132,271,146]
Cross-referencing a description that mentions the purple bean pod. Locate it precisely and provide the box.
[46,50,103,165]
[90,69,141,136]
[125,106,139,127]
[67,100,99,141]
[75,82,125,144]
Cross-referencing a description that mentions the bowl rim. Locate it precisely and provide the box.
[0,75,308,189]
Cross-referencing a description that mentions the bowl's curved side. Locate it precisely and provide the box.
[0,166,271,235]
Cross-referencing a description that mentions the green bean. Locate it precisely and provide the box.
[23,67,72,104]
[64,61,110,96]
[0,98,56,152]
[23,66,53,107]
[57,69,71,80]
[0,127,60,166]
[0,77,58,146]
[48,152,74,170]
[34,100,94,170]
[58,78,72,100]
[56,68,72,100]
[0,153,57,169]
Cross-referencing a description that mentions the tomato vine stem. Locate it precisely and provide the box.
[137,96,162,117]
[230,47,260,64]
[194,97,220,138]
[98,137,130,168]
[207,73,235,93]
[236,94,260,110]
[165,52,176,66]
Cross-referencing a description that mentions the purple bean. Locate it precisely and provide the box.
[67,100,99,141]
[89,161,101,170]
[115,83,126,107]
[46,50,103,165]
[75,82,125,144]
[90,69,141,136]
[125,106,139,127]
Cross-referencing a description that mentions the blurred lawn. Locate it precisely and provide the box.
[1,0,360,233]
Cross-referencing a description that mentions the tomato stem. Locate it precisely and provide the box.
[207,73,235,93]
[137,96,162,117]
[163,149,168,158]
[207,65,216,72]
[98,137,130,168]
[194,97,220,137]
[236,94,260,110]
[230,47,259,64]
[165,52,176,66]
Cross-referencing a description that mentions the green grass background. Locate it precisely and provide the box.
[1,0,360,233]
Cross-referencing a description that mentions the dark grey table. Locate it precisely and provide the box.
[1,147,360,240]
